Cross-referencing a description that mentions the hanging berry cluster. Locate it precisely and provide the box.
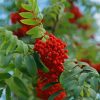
[34,33,68,100]
[69,4,83,24]
[64,1,90,30]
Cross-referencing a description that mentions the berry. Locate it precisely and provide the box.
[10,12,21,24]
[69,4,83,23]
[36,79,66,100]
[92,64,100,72]
[34,34,68,100]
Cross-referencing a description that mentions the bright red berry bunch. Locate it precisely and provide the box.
[34,34,68,100]
[36,79,66,100]
[64,1,90,30]
[69,4,83,23]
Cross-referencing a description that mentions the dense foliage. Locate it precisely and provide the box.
[0,0,100,100]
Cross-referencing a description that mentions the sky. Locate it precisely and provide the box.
[91,0,100,3]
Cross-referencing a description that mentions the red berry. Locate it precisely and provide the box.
[34,34,68,100]
[69,4,83,23]
[36,79,66,100]
[10,12,21,24]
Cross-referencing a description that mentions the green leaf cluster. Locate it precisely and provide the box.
[60,59,100,100]
[19,0,46,39]
[0,27,48,99]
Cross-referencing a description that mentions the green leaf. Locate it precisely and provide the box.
[13,77,28,92]
[27,26,45,38]
[33,51,49,73]
[6,86,11,100]
[16,41,28,54]
[0,73,11,80]
[24,55,37,76]
[89,88,97,98]
[42,37,47,42]
[80,89,84,97]
[83,66,98,75]
[21,4,32,11]
[35,1,39,14]
[20,19,40,25]
[42,35,49,42]
[0,54,12,67]
[48,90,63,100]
[62,80,78,91]
[73,66,82,74]
[15,0,23,8]
[0,81,6,87]
[60,60,99,99]
[18,67,31,77]
[19,12,34,19]
[82,97,93,100]
[29,0,33,3]
[42,82,58,90]
[73,86,81,97]
[39,60,49,72]
[6,78,29,99]
[29,0,39,14]
[32,75,38,87]
[49,13,57,21]
[6,37,17,54]
[66,12,74,19]
[79,73,89,85]
[4,54,12,66]
[16,41,24,53]
[64,1,71,7]
[14,54,23,68]
[90,77,99,90]
[0,27,29,56]
[31,0,39,14]
[0,89,3,97]
[78,62,89,67]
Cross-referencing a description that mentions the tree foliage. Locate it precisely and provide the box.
[0,0,100,100]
